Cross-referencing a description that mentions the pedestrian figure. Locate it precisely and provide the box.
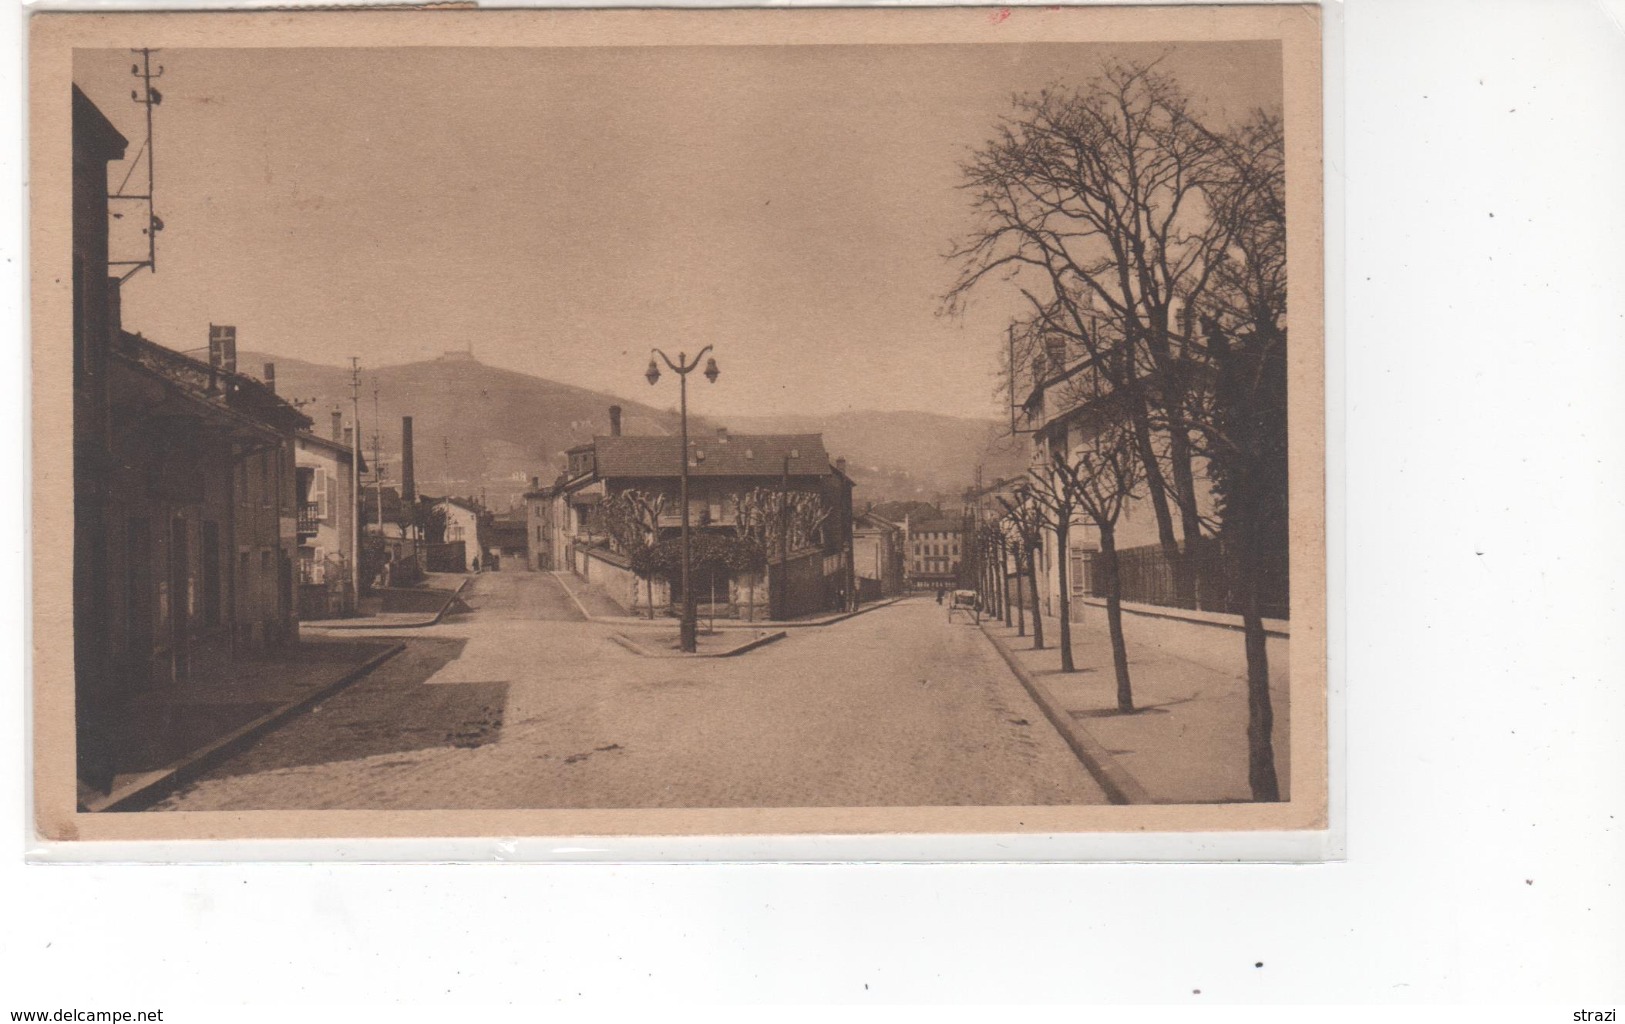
[935,587,943,605]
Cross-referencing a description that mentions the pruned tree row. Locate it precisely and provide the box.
[949,59,1288,801]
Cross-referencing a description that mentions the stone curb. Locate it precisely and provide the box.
[83,642,406,813]
[976,622,1151,806]
[550,571,906,629]
[608,630,788,659]
[303,578,471,631]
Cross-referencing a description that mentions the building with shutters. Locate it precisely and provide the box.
[294,424,364,618]
[542,419,855,619]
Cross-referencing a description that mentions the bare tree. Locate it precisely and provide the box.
[1025,452,1083,672]
[997,489,1047,651]
[602,489,670,620]
[948,60,1249,608]
[1052,418,1144,712]
[1185,109,1289,801]
[978,522,1005,621]
[731,489,769,622]
[998,515,1024,636]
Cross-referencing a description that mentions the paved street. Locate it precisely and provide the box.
[154,573,1106,810]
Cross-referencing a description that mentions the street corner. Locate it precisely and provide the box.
[609,629,788,659]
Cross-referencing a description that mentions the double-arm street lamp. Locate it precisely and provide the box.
[645,345,719,653]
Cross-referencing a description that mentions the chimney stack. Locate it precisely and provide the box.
[401,416,416,502]
[609,405,622,437]
[263,362,276,393]
[531,476,540,491]
[342,426,353,450]
[331,410,343,442]
[835,457,847,475]
[716,426,729,441]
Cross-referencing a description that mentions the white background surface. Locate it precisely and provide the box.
[5,0,1623,1008]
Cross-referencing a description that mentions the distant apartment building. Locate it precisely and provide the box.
[904,515,964,590]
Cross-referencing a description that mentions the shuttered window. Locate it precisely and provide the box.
[311,469,330,520]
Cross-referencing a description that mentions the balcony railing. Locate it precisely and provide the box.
[297,502,321,537]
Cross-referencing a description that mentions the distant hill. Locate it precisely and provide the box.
[243,349,684,511]
[242,351,1027,511]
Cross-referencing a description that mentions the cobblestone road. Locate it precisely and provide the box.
[155,573,1106,809]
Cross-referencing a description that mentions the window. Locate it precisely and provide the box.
[311,468,330,519]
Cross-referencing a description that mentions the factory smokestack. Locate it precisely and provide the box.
[401,416,416,502]
[609,405,622,437]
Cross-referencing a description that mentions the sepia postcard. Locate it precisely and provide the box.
[30,4,1327,846]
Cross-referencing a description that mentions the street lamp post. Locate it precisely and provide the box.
[645,345,719,653]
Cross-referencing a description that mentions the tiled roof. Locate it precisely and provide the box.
[118,330,311,434]
[908,518,964,534]
[591,433,832,479]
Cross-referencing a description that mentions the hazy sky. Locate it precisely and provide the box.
[74,41,1281,418]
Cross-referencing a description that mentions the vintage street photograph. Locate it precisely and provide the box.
[34,7,1325,838]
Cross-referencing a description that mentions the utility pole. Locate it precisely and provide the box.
[372,378,384,536]
[109,49,164,281]
[348,358,362,607]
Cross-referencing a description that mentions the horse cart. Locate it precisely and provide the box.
[947,588,981,624]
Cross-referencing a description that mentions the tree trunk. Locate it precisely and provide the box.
[981,536,993,617]
[646,575,654,621]
[1014,542,1025,637]
[1101,525,1133,713]
[1125,377,1193,607]
[1166,418,1206,609]
[994,542,1007,630]
[1238,516,1280,802]
[988,542,1001,620]
[1025,544,1045,650]
[1055,516,1075,671]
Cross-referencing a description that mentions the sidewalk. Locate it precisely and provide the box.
[980,607,1291,804]
[550,570,908,629]
[83,638,403,812]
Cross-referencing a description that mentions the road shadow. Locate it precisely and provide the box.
[198,638,511,778]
